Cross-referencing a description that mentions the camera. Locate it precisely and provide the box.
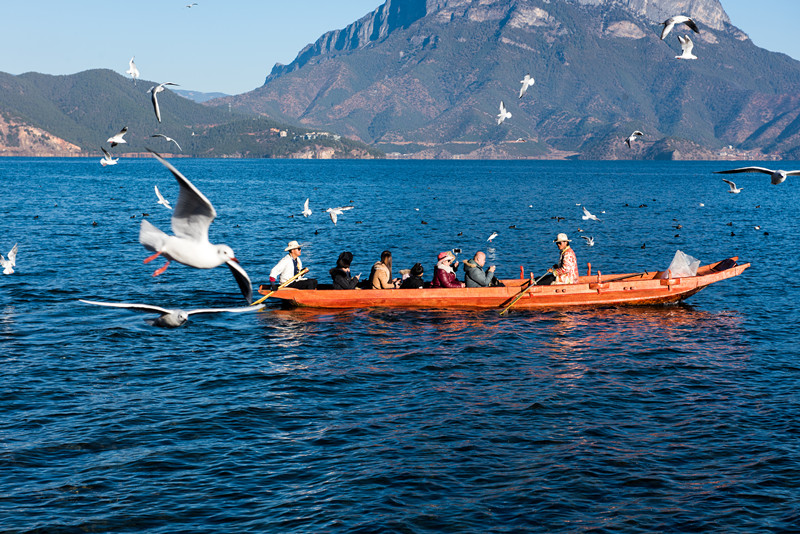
[452,248,462,254]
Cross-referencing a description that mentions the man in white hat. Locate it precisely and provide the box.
[547,233,578,285]
[269,240,317,290]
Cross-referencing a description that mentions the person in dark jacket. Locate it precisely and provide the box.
[329,251,360,289]
[463,251,496,288]
[400,263,425,289]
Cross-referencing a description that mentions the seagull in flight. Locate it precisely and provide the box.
[581,236,595,247]
[79,299,262,328]
[154,185,173,210]
[715,166,800,185]
[107,126,128,147]
[100,147,118,166]
[518,74,535,99]
[497,101,511,125]
[660,15,700,40]
[581,206,601,222]
[151,134,182,152]
[625,130,643,148]
[675,35,697,60]
[126,57,140,84]
[487,231,498,242]
[186,2,198,7]
[1,243,18,275]
[302,198,312,218]
[722,179,743,194]
[139,150,252,303]
[148,82,179,123]
[326,206,354,225]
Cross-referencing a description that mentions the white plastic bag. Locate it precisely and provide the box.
[663,250,700,278]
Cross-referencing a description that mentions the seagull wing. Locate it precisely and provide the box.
[150,89,162,122]
[7,243,18,265]
[303,198,310,212]
[660,19,676,40]
[785,170,800,176]
[680,35,694,54]
[684,18,700,34]
[101,146,112,158]
[79,299,172,315]
[226,259,253,303]
[148,149,216,242]
[633,130,643,136]
[715,167,774,175]
[329,210,338,224]
[721,179,737,191]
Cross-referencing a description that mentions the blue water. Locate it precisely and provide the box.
[1,158,798,532]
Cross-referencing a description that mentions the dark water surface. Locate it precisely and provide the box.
[1,158,798,532]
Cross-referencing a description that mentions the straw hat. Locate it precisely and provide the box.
[554,233,570,243]
[284,240,302,251]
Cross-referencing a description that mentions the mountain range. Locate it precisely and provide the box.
[216,0,800,160]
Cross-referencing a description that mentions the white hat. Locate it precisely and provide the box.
[284,240,302,251]
[554,233,570,243]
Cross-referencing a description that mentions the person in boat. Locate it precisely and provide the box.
[269,240,317,290]
[400,262,425,289]
[432,251,465,288]
[463,251,498,288]
[538,233,578,285]
[369,250,400,289]
[329,251,360,290]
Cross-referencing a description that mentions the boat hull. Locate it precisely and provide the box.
[258,258,749,310]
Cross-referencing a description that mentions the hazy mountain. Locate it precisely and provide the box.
[218,0,800,159]
[174,89,230,103]
[0,69,382,158]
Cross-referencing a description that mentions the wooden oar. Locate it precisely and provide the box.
[250,268,309,306]
[499,273,548,315]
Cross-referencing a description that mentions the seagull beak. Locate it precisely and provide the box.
[230,257,240,263]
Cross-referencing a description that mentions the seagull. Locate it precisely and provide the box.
[154,185,172,210]
[139,150,252,303]
[302,198,312,218]
[660,15,700,40]
[581,236,595,247]
[625,130,643,148]
[487,231,498,242]
[722,179,743,194]
[497,101,511,125]
[326,206,354,225]
[148,82,179,123]
[79,299,262,328]
[151,134,182,152]
[1,243,18,275]
[126,56,140,84]
[100,147,118,166]
[107,126,128,147]
[518,74,535,99]
[186,2,198,7]
[581,206,601,222]
[715,166,800,185]
[675,35,697,60]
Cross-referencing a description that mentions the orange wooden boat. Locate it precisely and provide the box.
[257,257,749,310]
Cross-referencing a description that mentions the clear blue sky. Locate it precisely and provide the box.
[1,0,798,95]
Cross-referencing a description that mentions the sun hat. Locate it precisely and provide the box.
[284,240,302,251]
[554,233,570,243]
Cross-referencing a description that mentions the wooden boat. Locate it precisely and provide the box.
[258,257,749,310]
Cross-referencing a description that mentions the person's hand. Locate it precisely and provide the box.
[270,282,278,292]
[488,265,496,272]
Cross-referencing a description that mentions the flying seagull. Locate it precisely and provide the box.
[487,231,498,242]
[625,130,643,148]
[581,235,595,247]
[715,166,800,185]
[497,101,511,125]
[107,126,128,147]
[326,205,354,225]
[186,2,198,7]
[151,134,182,152]
[302,198,312,218]
[722,179,743,194]
[1,243,18,275]
[519,74,535,99]
[79,299,262,328]
[154,185,172,210]
[100,146,118,166]
[148,82,179,123]
[660,15,700,40]
[126,56,140,84]
[675,35,697,60]
[581,206,601,222]
[139,150,252,303]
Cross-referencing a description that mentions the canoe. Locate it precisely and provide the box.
[258,257,749,310]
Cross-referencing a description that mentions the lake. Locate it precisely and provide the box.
[1,158,797,532]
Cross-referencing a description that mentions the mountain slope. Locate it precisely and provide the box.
[219,0,800,159]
